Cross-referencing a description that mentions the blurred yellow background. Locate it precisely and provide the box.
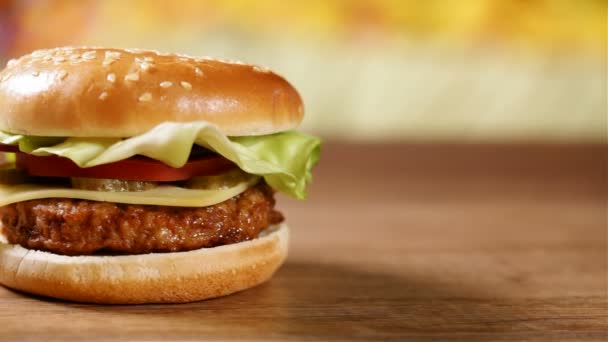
[0,0,605,142]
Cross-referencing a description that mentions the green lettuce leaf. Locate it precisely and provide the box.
[0,122,321,199]
[0,131,65,152]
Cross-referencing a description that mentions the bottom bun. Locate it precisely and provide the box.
[0,223,288,304]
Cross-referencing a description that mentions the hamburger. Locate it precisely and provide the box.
[0,47,320,304]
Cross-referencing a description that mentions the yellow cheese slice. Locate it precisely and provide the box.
[0,178,257,207]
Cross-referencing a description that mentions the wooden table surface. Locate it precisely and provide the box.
[1,142,606,341]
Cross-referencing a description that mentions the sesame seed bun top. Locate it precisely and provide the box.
[0,47,304,137]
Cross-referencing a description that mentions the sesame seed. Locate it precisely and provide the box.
[253,65,270,73]
[138,92,152,102]
[1,74,9,82]
[160,81,173,88]
[69,54,81,61]
[7,59,17,67]
[102,51,121,66]
[226,59,245,65]
[59,70,68,80]
[82,51,97,60]
[107,73,116,83]
[140,62,153,71]
[194,67,203,76]
[179,57,190,62]
[43,55,53,61]
[144,56,154,62]
[99,92,109,100]
[32,50,45,57]
[59,47,74,54]
[53,56,66,63]
[105,51,121,59]
[180,81,192,90]
[32,71,39,76]
[125,72,139,82]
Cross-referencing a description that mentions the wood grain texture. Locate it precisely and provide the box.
[0,143,606,341]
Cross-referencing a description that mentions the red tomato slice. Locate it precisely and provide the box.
[0,144,18,153]
[15,152,236,181]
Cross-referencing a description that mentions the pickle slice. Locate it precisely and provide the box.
[71,178,157,192]
[185,169,254,190]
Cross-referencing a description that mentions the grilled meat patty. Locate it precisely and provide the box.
[0,183,283,256]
